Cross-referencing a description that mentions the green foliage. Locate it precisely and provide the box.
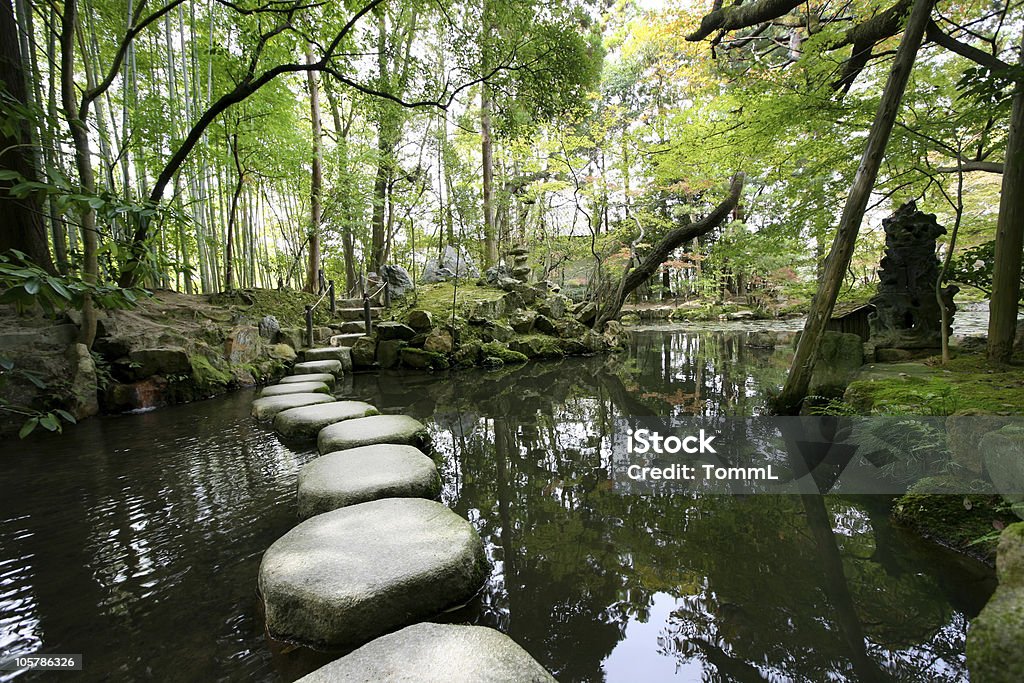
[0,251,148,315]
[949,240,1024,302]
[0,356,77,438]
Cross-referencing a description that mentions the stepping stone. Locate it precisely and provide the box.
[273,401,379,440]
[258,498,488,649]
[279,373,336,388]
[304,347,353,373]
[259,381,330,398]
[251,393,335,420]
[294,359,343,377]
[326,333,364,348]
[297,444,440,519]
[317,414,429,454]
[295,623,556,683]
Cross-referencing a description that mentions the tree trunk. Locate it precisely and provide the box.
[60,0,100,347]
[594,174,745,329]
[224,133,243,291]
[987,33,1024,363]
[774,0,933,414]
[0,0,56,274]
[306,45,323,294]
[482,81,497,267]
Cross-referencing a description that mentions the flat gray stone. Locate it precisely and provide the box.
[259,381,330,397]
[294,359,343,377]
[279,373,336,388]
[304,347,353,372]
[296,623,555,683]
[297,445,440,519]
[318,414,429,454]
[273,401,379,440]
[258,498,488,649]
[251,393,335,420]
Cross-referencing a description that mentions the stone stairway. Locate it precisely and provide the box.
[325,297,382,348]
[246,359,557,681]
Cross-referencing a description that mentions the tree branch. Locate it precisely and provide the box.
[687,0,806,42]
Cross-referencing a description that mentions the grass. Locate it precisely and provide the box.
[387,282,507,321]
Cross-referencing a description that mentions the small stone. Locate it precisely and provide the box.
[258,315,280,340]
[259,381,330,397]
[401,348,450,370]
[318,414,429,454]
[273,401,378,440]
[376,321,417,342]
[297,444,440,519]
[423,330,453,354]
[268,343,296,361]
[533,315,557,336]
[251,393,335,420]
[509,310,537,334]
[377,340,407,369]
[258,498,488,649]
[295,623,555,683]
[351,336,377,367]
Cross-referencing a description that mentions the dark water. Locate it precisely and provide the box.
[0,328,994,682]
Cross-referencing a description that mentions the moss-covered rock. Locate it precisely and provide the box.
[400,348,450,371]
[508,335,564,360]
[190,354,233,393]
[967,523,1024,682]
[479,342,528,365]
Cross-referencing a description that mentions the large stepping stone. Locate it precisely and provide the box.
[251,393,335,420]
[259,381,330,398]
[294,359,343,377]
[297,444,440,519]
[258,498,488,649]
[317,414,429,454]
[296,623,556,682]
[279,373,336,388]
[303,347,353,372]
[273,401,379,440]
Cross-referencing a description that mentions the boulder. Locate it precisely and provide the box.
[377,340,407,369]
[423,330,453,354]
[251,393,334,420]
[273,401,378,440]
[533,315,557,336]
[401,348,450,371]
[65,343,99,420]
[575,302,597,325]
[376,321,417,342]
[294,623,556,683]
[294,359,343,377]
[556,319,588,339]
[746,331,776,349]
[338,320,367,334]
[946,409,1004,476]
[297,444,440,519]
[259,381,330,398]
[405,309,433,332]
[536,295,567,320]
[258,498,488,649]
[982,423,1024,514]
[421,245,479,283]
[380,264,414,298]
[487,323,515,343]
[483,265,512,284]
[304,346,353,373]
[258,315,280,340]
[509,310,537,334]
[275,328,304,350]
[967,522,1024,682]
[279,373,335,388]
[603,320,626,347]
[225,326,262,364]
[268,343,296,362]
[350,336,377,368]
[318,414,429,454]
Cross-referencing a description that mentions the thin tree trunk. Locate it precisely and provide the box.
[987,33,1024,363]
[306,45,323,294]
[224,132,243,291]
[774,0,933,414]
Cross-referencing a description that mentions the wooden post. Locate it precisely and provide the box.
[363,295,372,334]
[329,280,335,314]
[305,305,313,348]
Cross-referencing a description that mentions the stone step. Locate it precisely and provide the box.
[251,393,335,421]
[303,346,353,372]
[294,359,343,377]
[259,381,330,398]
[297,444,440,519]
[295,623,556,683]
[258,498,488,650]
[278,373,336,388]
[335,307,380,322]
[273,401,378,440]
[317,414,430,454]
[335,320,367,334]
[337,297,372,308]
[327,333,366,349]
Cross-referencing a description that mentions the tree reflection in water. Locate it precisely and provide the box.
[353,329,993,682]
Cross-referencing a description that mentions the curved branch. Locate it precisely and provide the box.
[687,0,806,42]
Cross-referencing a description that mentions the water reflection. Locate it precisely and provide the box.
[0,329,995,682]
[353,330,993,682]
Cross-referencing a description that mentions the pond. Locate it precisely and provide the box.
[0,326,994,682]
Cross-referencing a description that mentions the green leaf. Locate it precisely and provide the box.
[23,277,40,295]
[54,409,77,424]
[19,417,38,439]
[0,356,13,370]
[39,414,60,432]
[23,372,46,389]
